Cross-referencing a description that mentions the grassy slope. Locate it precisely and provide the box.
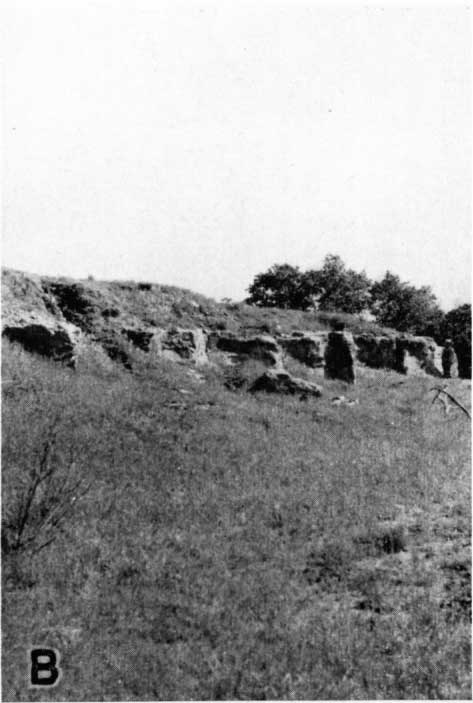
[2,340,471,701]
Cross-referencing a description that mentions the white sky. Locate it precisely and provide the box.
[3,1,471,310]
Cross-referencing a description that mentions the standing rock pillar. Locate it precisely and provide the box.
[324,328,356,384]
[442,339,459,378]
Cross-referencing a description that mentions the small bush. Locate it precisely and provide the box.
[2,416,91,556]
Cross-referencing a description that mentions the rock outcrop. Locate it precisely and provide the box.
[213,334,283,367]
[2,272,82,365]
[123,327,208,365]
[433,344,445,377]
[250,369,323,397]
[354,334,443,377]
[43,281,97,331]
[422,339,444,377]
[395,337,443,377]
[3,316,81,366]
[279,331,327,370]
[442,341,459,379]
[160,328,208,365]
[4,268,467,381]
[123,328,156,352]
[354,334,398,371]
[2,269,62,321]
[324,331,356,383]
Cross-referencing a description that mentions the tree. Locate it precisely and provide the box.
[246,255,372,313]
[370,272,444,338]
[306,255,372,314]
[245,263,314,309]
[441,304,471,378]
[246,258,447,342]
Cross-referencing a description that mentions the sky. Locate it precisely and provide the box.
[3,0,471,311]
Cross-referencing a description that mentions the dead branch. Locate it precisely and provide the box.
[430,386,471,419]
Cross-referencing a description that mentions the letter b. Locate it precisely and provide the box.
[30,648,60,687]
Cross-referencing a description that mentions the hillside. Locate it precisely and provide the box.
[1,268,452,378]
[2,269,471,700]
[2,267,392,340]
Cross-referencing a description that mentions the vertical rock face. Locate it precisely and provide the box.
[3,318,81,366]
[354,334,443,378]
[120,327,209,365]
[395,337,443,377]
[42,281,98,332]
[123,328,156,352]
[354,335,397,370]
[442,342,459,378]
[161,328,208,365]
[432,344,445,377]
[213,334,283,367]
[324,331,356,383]
[454,342,471,379]
[2,271,82,365]
[279,332,328,369]
[422,340,444,377]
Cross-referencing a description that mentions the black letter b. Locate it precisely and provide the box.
[30,648,60,686]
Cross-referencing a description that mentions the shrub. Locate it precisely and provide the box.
[2,342,109,559]
[2,415,91,556]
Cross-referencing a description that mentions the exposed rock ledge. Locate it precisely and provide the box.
[2,317,452,382]
[1,269,456,381]
[3,314,81,366]
[354,334,444,377]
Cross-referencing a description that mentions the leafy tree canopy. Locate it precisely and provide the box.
[246,255,372,313]
[369,271,444,338]
[306,255,372,314]
[246,256,472,369]
[245,263,314,310]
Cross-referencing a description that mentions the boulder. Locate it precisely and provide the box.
[324,331,356,383]
[214,334,283,367]
[250,369,322,397]
[2,316,81,366]
[279,331,328,369]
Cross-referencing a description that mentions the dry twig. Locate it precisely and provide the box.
[430,386,471,419]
